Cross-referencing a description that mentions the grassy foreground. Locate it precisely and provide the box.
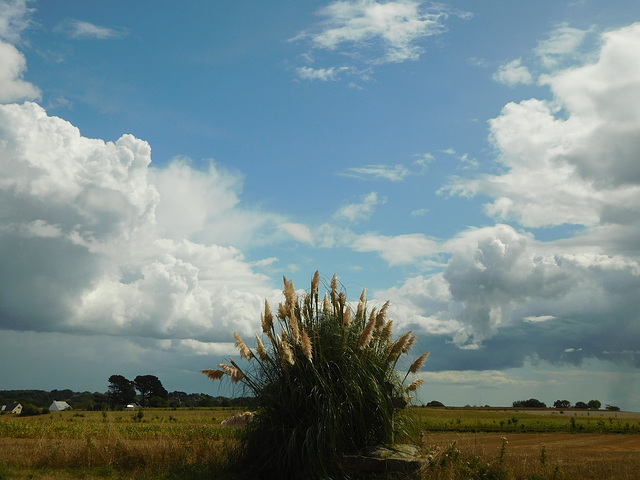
[0,407,639,479]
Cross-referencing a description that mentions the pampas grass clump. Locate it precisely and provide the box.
[203,271,428,479]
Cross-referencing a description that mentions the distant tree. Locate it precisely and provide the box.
[148,396,168,408]
[51,389,74,400]
[134,375,168,407]
[513,398,546,408]
[108,375,136,408]
[427,400,445,407]
[587,399,602,410]
[553,399,571,409]
[574,401,588,409]
[605,404,620,411]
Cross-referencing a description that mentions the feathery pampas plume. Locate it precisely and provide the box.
[280,341,296,365]
[406,379,424,392]
[382,319,394,342]
[375,301,389,330]
[330,273,339,304]
[311,270,320,298]
[289,312,301,344]
[262,300,273,333]
[234,332,254,361]
[201,369,225,380]
[284,276,296,314]
[409,351,430,374]
[356,288,366,322]
[219,363,244,383]
[358,314,376,349]
[342,307,352,327]
[390,331,413,361]
[301,330,313,362]
[403,334,417,354]
[323,292,331,315]
[255,335,268,361]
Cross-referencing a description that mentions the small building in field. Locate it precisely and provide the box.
[1,403,23,414]
[49,400,72,412]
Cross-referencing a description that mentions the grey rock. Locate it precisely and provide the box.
[343,444,425,478]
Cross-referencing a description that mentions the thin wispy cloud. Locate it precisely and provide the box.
[55,19,127,40]
[340,153,432,181]
[333,191,384,223]
[295,65,350,81]
[340,163,410,181]
[534,22,594,68]
[0,0,32,43]
[279,222,314,244]
[411,208,429,217]
[291,0,471,80]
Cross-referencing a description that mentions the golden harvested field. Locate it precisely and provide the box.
[421,432,640,480]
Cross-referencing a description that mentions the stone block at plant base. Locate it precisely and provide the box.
[343,444,425,478]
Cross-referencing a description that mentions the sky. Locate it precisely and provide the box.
[1,0,640,411]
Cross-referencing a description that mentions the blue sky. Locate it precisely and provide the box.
[1,0,640,410]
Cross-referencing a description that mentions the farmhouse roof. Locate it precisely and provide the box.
[49,400,71,412]
[2,402,22,413]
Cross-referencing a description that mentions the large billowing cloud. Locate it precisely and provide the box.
[382,224,640,368]
[0,102,278,344]
[150,158,285,248]
[449,23,640,229]
[378,23,640,368]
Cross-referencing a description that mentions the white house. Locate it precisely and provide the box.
[49,400,71,412]
[1,403,22,414]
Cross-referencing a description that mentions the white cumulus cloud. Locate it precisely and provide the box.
[352,232,439,265]
[0,102,279,347]
[0,40,40,102]
[447,23,640,229]
[493,58,534,86]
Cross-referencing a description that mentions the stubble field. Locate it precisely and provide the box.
[0,407,638,479]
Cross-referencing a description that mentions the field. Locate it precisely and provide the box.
[413,408,640,480]
[0,407,638,479]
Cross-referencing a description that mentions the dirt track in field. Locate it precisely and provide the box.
[422,432,640,479]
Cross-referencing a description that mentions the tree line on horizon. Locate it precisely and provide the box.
[512,398,620,411]
[2,388,622,414]
[0,384,254,415]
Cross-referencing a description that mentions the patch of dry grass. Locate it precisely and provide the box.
[0,409,241,479]
[419,432,640,480]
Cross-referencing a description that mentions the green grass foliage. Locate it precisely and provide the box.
[203,272,429,479]
[409,407,640,435]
